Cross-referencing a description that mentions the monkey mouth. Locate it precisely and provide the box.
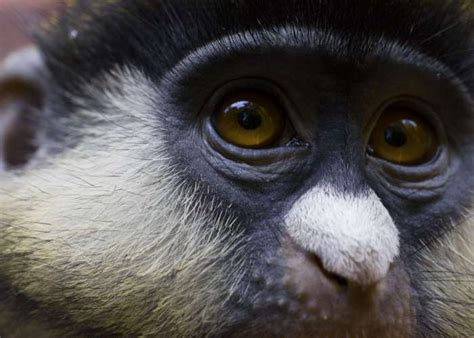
[223,239,414,338]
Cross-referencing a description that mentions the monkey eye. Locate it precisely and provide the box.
[213,90,286,148]
[368,105,439,165]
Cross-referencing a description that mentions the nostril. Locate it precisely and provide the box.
[307,253,348,287]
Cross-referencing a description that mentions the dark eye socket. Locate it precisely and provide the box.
[213,90,286,148]
[368,104,439,165]
[213,91,440,162]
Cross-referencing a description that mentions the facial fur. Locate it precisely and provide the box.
[0,0,473,337]
[0,67,251,336]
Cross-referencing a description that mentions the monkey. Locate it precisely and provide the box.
[0,0,473,337]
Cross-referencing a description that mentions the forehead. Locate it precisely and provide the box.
[39,0,473,94]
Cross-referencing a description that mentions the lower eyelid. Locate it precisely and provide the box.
[366,144,452,200]
[203,119,309,165]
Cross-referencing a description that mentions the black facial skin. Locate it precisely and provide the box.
[0,0,473,337]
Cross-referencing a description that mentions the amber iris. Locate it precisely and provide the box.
[214,91,285,148]
[368,108,437,165]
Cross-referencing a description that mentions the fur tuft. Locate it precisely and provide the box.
[0,67,246,336]
[415,208,474,337]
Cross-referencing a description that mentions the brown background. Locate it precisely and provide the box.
[0,0,57,61]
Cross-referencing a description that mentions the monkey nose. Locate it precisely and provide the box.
[284,186,400,286]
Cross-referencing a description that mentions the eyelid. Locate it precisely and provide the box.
[204,120,310,165]
[200,77,304,146]
[201,78,293,116]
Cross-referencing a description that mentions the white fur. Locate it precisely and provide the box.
[416,208,474,336]
[0,66,246,336]
[284,186,400,285]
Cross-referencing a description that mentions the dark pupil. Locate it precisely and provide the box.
[384,124,407,147]
[237,107,263,130]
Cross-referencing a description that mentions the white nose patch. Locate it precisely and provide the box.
[284,186,400,285]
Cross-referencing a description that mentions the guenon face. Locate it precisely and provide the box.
[0,1,473,337]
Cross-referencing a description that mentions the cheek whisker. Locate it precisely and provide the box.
[1,0,473,336]
[406,213,474,259]
[415,296,474,307]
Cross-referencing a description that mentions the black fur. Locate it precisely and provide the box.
[1,0,473,336]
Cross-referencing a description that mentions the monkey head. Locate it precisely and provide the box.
[0,1,473,337]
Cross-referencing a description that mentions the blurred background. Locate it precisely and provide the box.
[0,0,56,61]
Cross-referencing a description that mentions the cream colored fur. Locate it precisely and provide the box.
[0,67,246,336]
[415,207,474,336]
[0,64,472,337]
